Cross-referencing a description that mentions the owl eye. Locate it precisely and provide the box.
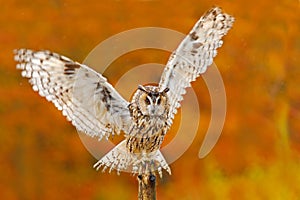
[145,97,151,105]
[157,97,161,105]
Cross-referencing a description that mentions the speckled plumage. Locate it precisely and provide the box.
[14,7,234,177]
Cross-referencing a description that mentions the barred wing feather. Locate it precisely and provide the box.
[14,49,131,139]
[159,7,234,125]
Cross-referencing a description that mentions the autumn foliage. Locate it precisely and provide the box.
[0,0,299,199]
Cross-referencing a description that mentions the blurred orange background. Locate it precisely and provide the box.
[1,0,300,199]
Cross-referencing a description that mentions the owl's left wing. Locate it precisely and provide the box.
[15,49,131,139]
[159,7,234,125]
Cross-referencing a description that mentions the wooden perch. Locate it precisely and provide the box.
[138,174,156,200]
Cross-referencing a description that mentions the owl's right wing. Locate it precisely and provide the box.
[15,49,131,140]
[159,7,234,126]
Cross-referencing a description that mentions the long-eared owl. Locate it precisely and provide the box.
[14,7,234,177]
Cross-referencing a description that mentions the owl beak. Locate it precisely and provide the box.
[148,105,156,115]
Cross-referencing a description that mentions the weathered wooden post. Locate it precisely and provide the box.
[138,174,156,200]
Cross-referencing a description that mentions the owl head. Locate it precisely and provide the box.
[131,85,169,117]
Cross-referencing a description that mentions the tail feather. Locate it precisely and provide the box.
[93,140,171,177]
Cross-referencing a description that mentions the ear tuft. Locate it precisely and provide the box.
[138,85,147,93]
[162,87,169,94]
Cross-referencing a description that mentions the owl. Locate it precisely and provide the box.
[14,7,234,177]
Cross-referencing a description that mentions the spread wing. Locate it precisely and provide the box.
[14,49,131,140]
[159,7,234,125]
